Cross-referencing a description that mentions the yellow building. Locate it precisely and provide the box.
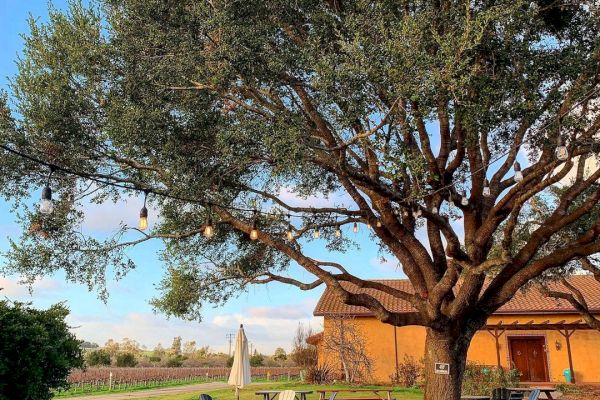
[311,276,600,384]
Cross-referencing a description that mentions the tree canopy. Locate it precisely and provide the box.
[0,299,83,400]
[0,1,599,397]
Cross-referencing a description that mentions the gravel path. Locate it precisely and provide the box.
[65,381,233,400]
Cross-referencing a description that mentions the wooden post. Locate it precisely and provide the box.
[562,329,576,384]
[394,326,399,379]
[487,327,505,369]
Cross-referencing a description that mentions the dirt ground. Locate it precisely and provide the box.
[561,385,600,400]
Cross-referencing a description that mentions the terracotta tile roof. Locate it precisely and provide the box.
[313,275,600,316]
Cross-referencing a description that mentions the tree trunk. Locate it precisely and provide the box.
[423,328,474,400]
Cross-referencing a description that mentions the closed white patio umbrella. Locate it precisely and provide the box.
[228,324,252,400]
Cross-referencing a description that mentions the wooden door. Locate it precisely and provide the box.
[509,337,548,382]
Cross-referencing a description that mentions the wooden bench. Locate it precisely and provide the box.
[317,389,394,400]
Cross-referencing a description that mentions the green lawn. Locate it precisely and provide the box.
[138,382,423,400]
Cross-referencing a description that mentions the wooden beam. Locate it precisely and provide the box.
[564,329,576,384]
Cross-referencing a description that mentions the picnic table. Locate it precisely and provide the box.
[317,388,394,400]
[506,387,557,400]
[256,390,313,400]
[461,396,491,400]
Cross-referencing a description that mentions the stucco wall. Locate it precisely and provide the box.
[317,314,600,384]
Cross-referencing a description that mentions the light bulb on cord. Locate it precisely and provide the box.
[39,166,56,215]
[376,220,382,228]
[250,225,259,240]
[286,215,294,240]
[335,227,341,237]
[40,185,54,215]
[313,229,320,239]
[138,191,149,230]
[203,217,214,238]
[250,210,259,240]
[556,136,568,161]
[514,162,523,182]
[353,222,359,234]
[412,208,422,218]
[483,179,491,197]
[432,206,438,214]
[461,190,468,206]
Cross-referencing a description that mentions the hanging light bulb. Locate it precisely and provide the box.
[461,190,468,206]
[39,166,56,215]
[483,179,491,197]
[313,229,320,239]
[376,220,382,228]
[353,222,359,234]
[335,226,342,237]
[412,208,422,218]
[556,136,568,161]
[449,198,455,208]
[138,191,149,230]
[40,185,54,215]
[286,214,294,241]
[250,224,259,240]
[250,210,259,240]
[367,222,372,230]
[432,206,438,214]
[514,162,523,182]
[204,217,214,238]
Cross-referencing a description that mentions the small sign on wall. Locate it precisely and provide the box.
[435,363,450,375]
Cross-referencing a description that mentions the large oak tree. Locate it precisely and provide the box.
[1,1,600,399]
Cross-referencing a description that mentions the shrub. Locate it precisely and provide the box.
[305,363,333,384]
[166,356,184,367]
[115,352,138,367]
[391,355,421,387]
[149,356,161,363]
[462,364,520,396]
[250,353,264,367]
[86,349,111,366]
[0,301,84,400]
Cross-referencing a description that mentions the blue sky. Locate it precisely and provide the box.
[0,0,412,353]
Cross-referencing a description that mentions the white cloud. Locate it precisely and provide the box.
[0,276,64,299]
[68,298,322,354]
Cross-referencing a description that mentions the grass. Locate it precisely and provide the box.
[135,381,424,400]
[55,377,225,397]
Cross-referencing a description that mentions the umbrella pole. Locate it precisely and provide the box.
[236,386,240,400]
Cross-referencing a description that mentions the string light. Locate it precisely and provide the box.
[203,205,214,238]
[2,86,597,240]
[461,190,468,206]
[335,226,342,237]
[514,162,523,182]
[483,179,491,197]
[412,207,422,218]
[431,206,438,214]
[138,191,149,230]
[286,214,294,241]
[367,222,372,230]
[313,229,320,239]
[353,222,359,234]
[250,210,259,240]
[376,220,382,228]
[556,137,568,161]
[39,166,55,215]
